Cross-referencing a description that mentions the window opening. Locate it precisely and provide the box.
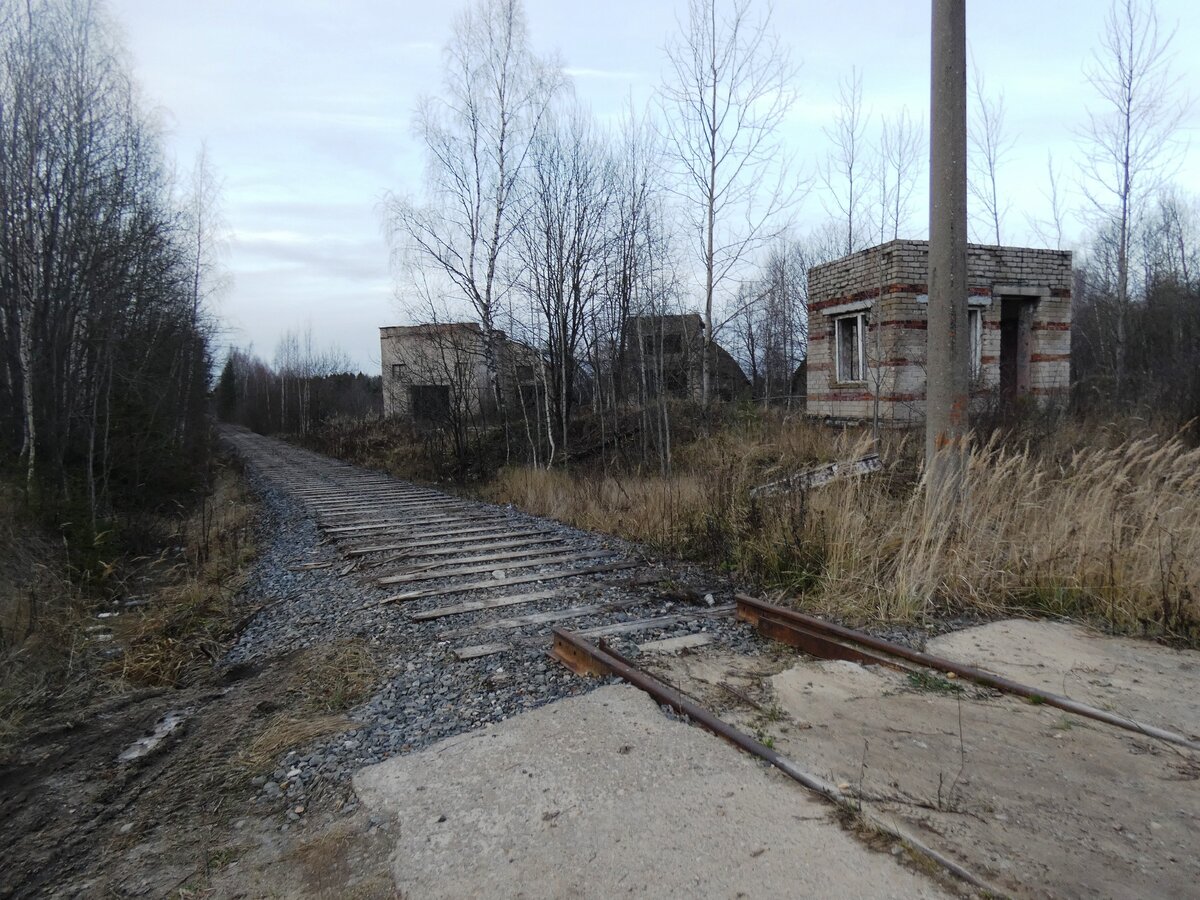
[835,313,866,382]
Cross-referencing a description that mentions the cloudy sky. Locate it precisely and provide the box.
[108,0,1198,372]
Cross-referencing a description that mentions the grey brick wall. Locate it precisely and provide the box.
[806,240,1072,424]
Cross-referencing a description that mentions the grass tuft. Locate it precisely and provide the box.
[480,411,1200,643]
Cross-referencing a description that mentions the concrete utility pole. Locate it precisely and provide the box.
[926,0,970,498]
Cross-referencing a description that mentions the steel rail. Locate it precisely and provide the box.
[550,627,1004,896]
[735,593,1200,752]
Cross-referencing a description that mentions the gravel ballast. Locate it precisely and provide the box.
[220,427,757,812]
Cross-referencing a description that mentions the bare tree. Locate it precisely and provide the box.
[516,107,613,463]
[599,104,667,412]
[1028,151,1068,250]
[735,239,808,406]
[0,0,216,524]
[179,142,228,445]
[385,0,562,431]
[659,0,798,408]
[1080,0,1188,395]
[967,62,1014,245]
[1141,187,1197,287]
[881,107,924,241]
[822,67,871,254]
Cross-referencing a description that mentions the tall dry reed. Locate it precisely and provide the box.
[484,421,1200,640]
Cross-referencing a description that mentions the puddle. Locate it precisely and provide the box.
[118,709,193,763]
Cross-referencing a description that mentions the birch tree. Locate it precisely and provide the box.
[659,0,798,408]
[968,63,1014,245]
[1080,0,1187,395]
[0,0,215,522]
[822,67,871,255]
[521,110,615,462]
[385,0,562,428]
[882,108,924,241]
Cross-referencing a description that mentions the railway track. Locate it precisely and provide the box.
[222,427,743,665]
[223,427,1200,899]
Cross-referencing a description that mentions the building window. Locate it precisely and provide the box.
[968,308,982,379]
[409,385,450,423]
[835,313,866,383]
[641,333,683,354]
[664,366,688,396]
[519,382,544,414]
[391,362,408,380]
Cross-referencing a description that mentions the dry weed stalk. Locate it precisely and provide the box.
[483,415,1200,639]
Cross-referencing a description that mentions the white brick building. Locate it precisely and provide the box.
[806,240,1072,424]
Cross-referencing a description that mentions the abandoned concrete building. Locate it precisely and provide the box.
[805,240,1072,424]
[621,314,751,403]
[380,323,540,422]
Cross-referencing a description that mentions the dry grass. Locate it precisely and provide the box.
[0,485,93,747]
[292,639,382,714]
[483,412,1200,642]
[0,459,260,752]
[110,464,258,686]
[238,713,354,774]
[234,640,381,773]
[813,434,1200,633]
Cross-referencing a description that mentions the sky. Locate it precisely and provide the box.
[107,0,1199,373]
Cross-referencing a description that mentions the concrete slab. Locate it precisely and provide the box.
[748,644,1200,898]
[928,618,1200,736]
[353,684,950,900]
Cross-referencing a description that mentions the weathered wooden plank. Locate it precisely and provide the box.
[318,505,469,523]
[376,543,579,576]
[345,524,541,556]
[378,534,563,560]
[453,642,511,661]
[308,494,444,507]
[323,513,506,534]
[311,500,449,512]
[379,560,639,605]
[410,589,570,621]
[438,597,646,638]
[577,605,735,637]
[750,453,882,498]
[377,550,614,585]
[316,500,465,516]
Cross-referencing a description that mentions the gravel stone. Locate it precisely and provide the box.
[219,429,787,806]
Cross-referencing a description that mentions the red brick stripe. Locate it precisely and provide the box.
[808,392,923,403]
[808,282,928,312]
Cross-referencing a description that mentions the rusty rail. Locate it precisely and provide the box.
[550,627,1002,894]
[735,593,1200,752]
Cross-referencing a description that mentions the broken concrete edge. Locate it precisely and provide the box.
[549,626,1006,897]
[734,592,1200,752]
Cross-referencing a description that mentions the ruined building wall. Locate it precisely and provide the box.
[381,324,540,421]
[805,240,1072,424]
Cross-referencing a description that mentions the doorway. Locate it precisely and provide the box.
[998,297,1034,403]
